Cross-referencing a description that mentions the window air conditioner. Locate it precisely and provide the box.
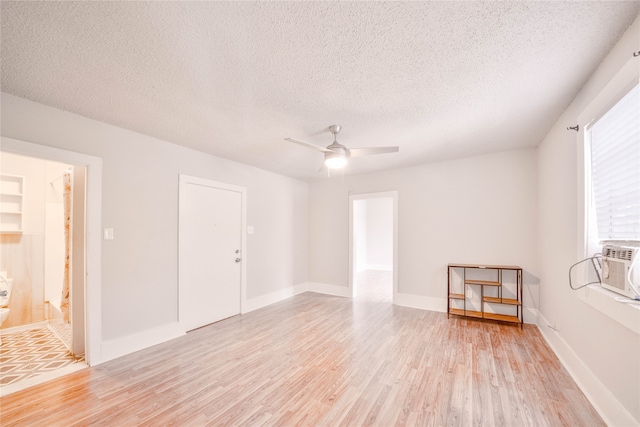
[600,241,640,299]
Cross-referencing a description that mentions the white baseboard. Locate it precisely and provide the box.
[243,283,308,313]
[101,283,313,365]
[394,293,447,312]
[393,293,538,325]
[100,322,185,365]
[537,312,637,427]
[523,307,539,324]
[306,282,351,298]
[365,264,393,272]
[578,285,640,334]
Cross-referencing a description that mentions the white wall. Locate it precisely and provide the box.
[309,148,538,314]
[536,15,640,425]
[1,93,309,346]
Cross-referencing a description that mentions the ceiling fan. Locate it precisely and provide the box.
[285,125,399,170]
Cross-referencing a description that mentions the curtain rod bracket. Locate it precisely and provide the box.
[567,125,579,132]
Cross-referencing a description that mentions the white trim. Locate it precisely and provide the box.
[348,191,398,303]
[178,175,248,330]
[101,322,185,364]
[394,293,447,312]
[306,282,351,298]
[243,283,309,313]
[537,312,638,427]
[577,285,640,335]
[0,137,103,366]
[393,293,538,324]
[523,307,539,325]
[364,264,393,272]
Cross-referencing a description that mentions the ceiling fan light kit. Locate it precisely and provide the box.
[324,152,348,169]
[285,124,399,172]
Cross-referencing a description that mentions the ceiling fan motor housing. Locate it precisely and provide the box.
[326,142,350,158]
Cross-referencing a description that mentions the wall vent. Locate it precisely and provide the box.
[603,246,634,261]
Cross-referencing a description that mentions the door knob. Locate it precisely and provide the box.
[235,258,241,263]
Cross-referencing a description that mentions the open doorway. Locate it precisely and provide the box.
[0,137,102,395]
[349,191,398,303]
[0,153,86,390]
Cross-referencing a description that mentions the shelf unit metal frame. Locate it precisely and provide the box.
[447,263,523,328]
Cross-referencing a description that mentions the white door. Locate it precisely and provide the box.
[179,176,243,331]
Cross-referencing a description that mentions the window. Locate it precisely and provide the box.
[585,83,640,246]
[576,58,639,334]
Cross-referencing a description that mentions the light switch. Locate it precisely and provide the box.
[103,228,114,240]
[247,226,255,235]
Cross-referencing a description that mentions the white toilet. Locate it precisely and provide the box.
[0,275,13,346]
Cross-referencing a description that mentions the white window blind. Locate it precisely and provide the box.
[588,83,640,240]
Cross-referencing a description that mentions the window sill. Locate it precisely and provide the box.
[578,285,640,335]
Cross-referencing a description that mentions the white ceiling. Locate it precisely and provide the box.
[2,2,638,181]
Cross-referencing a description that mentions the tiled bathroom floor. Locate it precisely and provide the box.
[0,327,84,387]
[48,318,72,349]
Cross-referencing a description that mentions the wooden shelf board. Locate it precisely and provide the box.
[449,308,483,318]
[483,297,521,305]
[483,312,520,323]
[448,263,522,270]
[448,293,465,300]
[465,280,500,286]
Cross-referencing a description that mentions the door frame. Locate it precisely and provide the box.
[178,174,247,331]
[348,191,398,303]
[1,137,103,365]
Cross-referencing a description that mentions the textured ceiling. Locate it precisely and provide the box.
[2,2,639,181]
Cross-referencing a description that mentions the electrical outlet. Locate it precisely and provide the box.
[103,228,114,240]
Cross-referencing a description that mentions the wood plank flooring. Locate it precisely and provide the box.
[0,273,603,426]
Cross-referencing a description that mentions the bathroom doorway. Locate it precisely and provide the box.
[349,191,398,303]
[0,151,87,393]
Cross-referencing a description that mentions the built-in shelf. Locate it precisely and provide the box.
[0,174,25,233]
[448,264,523,327]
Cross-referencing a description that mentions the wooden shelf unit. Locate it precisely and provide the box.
[447,263,523,328]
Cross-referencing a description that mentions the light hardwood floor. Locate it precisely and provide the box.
[0,271,603,426]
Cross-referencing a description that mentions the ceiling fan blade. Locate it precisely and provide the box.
[349,146,399,157]
[284,138,330,153]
